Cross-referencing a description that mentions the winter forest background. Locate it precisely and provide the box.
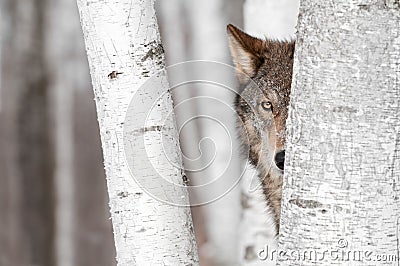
[1,0,298,265]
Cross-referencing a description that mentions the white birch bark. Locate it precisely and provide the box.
[77,0,198,265]
[278,1,400,265]
[239,1,299,265]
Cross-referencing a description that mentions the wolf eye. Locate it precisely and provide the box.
[261,101,273,111]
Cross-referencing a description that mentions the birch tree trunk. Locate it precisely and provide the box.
[278,1,400,265]
[77,0,198,265]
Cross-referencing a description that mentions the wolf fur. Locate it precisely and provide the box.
[227,24,295,233]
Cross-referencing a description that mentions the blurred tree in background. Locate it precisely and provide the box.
[0,0,55,264]
[0,0,116,265]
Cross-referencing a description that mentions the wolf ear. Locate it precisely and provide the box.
[227,24,265,84]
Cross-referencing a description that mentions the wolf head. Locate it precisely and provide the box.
[227,24,294,230]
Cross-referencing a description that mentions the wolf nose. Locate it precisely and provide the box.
[275,150,285,170]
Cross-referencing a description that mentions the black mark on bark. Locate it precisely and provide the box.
[108,71,123,79]
[128,126,165,136]
[289,198,324,209]
[141,43,164,62]
[384,0,400,9]
[117,191,129,198]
